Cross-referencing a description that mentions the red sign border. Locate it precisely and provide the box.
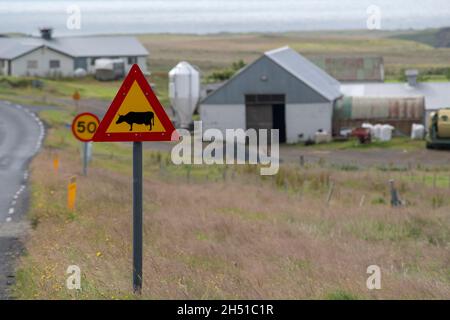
[72,112,100,142]
[93,64,177,142]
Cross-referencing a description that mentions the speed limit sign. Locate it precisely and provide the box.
[72,112,100,142]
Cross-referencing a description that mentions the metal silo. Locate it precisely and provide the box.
[168,61,200,129]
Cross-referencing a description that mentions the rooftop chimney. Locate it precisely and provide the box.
[39,27,53,40]
[405,69,418,87]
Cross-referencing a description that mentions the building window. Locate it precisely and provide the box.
[91,58,97,66]
[27,60,38,69]
[128,56,137,65]
[49,60,60,69]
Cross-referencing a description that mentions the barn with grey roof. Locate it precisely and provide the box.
[200,46,342,143]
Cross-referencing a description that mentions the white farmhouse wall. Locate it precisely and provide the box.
[12,47,73,77]
[136,56,148,73]
[285,102,333,143]
[85,58,96,73]
[0,60,7,75]
[200,104,246,135]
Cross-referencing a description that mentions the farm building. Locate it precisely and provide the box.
[200,46,342,143]
[311,56,384,82]
[0,29,148,77]
[340,72,450,129]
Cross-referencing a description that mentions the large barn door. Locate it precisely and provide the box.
[245,94,286,143]
[272,104,286,143]
[246,104,272,131]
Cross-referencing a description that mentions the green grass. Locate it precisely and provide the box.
[391,28,444,48]
[345,216,450,245]
[290,137,425,151]
[39,109,74,126]
[0,76,120,101]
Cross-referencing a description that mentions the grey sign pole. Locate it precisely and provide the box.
[133,141,143,294]
[83,142,88,176]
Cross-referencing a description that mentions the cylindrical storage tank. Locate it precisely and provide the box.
[335,96,425,120]
[169,61,200,129]
[437,109,450,138]
[334,96,425,135]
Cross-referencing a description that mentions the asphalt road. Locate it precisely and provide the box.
[0,101,44,299]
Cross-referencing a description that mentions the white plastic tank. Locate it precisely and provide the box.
[411,124,425,140]
[314,130,331,144]
[94,58,125,81]
[74,68,87,78]
[169,61,200,129]
[380,125,394,141]
[373,124,383,140]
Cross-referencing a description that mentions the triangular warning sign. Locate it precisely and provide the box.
[93,64,176,142]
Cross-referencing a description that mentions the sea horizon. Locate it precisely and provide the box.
[0,0,449,36]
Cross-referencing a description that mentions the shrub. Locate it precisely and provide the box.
[206,60,246,83]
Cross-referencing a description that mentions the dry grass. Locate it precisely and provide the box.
[13,122,450,299]
[139,32,450,75]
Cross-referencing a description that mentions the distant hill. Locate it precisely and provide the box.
[393,27,450,48]
[436,27,450,47]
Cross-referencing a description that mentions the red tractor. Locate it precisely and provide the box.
[351,127,372,144]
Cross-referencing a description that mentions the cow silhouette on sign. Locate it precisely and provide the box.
[116,111,155,131]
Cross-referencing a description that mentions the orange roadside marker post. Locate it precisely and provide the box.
[73,90,81,110]
[67,176,77,210]
[53,153,60,173]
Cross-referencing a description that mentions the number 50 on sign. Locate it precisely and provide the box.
[72,112,100,142]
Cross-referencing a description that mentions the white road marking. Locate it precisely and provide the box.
[4,103,45,223]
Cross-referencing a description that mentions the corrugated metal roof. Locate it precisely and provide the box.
[340,82,450,111]
[0,35,148,59]
[312,56,384,82]
[0,38,42,59]
[265,46,341,101]
[51,36,149,57]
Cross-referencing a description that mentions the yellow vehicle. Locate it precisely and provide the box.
[426,109,450,149]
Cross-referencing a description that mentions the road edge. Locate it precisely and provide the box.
[0,101,45,300]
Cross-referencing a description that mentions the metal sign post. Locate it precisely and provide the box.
[72,112,99,177]
[133,141,143,294]
[83,142,88,176]
[93,64,177,294]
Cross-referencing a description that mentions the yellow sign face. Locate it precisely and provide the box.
[93,64,176,142]
[72,113,100,142]
[105,81,165,133]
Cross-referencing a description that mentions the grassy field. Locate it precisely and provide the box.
[139,30,450,77]
[11,108,450,299]
[3,30,450,299]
